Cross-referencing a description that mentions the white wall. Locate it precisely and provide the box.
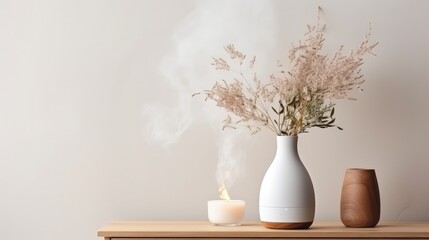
[1,0,428,240]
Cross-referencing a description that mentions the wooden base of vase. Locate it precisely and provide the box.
[261,221,313,229]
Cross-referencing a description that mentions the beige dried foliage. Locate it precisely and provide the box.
[197,20,378,136]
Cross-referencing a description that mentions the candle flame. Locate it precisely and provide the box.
[218,182,230,201]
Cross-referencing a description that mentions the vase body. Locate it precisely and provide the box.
[259,136,315,229]
[340,168,380,228]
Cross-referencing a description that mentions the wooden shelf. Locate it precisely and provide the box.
[98,221,429,239]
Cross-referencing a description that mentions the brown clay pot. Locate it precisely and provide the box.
[340,168,380,228]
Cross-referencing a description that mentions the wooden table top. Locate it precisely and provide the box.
[97,221,429,238]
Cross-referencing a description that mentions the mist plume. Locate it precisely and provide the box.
[143,0,280,190]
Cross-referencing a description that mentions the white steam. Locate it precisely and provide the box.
[143,0,280,190]
[215,130,246,189]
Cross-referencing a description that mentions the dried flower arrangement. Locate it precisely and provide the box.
[195,20,378,136]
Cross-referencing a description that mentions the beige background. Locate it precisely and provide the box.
[1,0,429,240]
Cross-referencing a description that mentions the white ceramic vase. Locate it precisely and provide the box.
[259,135,315,229]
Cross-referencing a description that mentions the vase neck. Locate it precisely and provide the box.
[276,135,299,158]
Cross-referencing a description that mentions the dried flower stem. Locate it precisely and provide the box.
[196,21,378,136]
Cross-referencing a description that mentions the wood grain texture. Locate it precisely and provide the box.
[261,221,312,229]
[97,221,429,238]
[341,168,380,227]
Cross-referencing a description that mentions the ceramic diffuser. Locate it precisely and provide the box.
[259,136,315,229]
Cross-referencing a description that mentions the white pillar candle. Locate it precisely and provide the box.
[208,200,245,226]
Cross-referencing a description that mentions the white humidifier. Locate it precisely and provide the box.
[259,136,315,229]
